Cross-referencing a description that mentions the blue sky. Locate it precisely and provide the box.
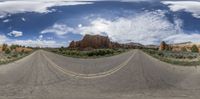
[0,0,200,47]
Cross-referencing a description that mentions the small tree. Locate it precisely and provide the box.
[10,45,17,51]
[159,41,170,51]
[5,48,11,54]
[59,46,65,52]
[191,45,199,53]
[181,47,187,52]
[2,44,8,51]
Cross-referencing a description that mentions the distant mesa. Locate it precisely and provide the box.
[68,34,144,50]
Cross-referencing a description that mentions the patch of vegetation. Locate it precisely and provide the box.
[142,49,200,66]
[191,45,199,53]
[49,48,128,58]
[0,44,33,65]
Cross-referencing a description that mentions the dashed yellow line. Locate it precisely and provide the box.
[42,51,136,79]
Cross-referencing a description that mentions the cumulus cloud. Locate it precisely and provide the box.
[164,33,200,44]
[21,17,26,22]
[9,39,66,48]
[44,10,200,45]
[8,30,23,37]
[121,0,143,1]
[76,11,180,45]
[0,1,93,18]
[2,19,10,23]
[77,16,200,44]
[0,35,8,44]
[162,1,200,18]
[79,13,200,44]
[39,35,43,39]
[41,24,75,36]
[0,34,65,47]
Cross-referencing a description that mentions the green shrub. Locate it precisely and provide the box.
[10,45,18,51]
[85,49,115,56]
[12,54,18,58]
[52,48,126,58]
[191,45,199,53]
[5,48,11,54]
[2,44,8,51]
[143,49,199,59]
[181,47,187,52]
[59,46,65,52]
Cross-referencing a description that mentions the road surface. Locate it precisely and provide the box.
[0,50,200,99]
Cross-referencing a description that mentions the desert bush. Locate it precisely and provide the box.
[157,51,164,57]
[2,44,8,51]
[10,45,18,51]
[59,46,65,52]
[143,49,199,59]
[12,53,18,58]
[5,48,11,54]
[86,49,115,56]
[181,47,187,52]
[191,45,199,53]
[52,48,126,58]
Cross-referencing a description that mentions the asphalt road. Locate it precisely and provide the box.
[0,50,200,99]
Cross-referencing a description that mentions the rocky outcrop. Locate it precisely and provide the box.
[80,34,111,49]
[159,41,170,51]
[68,34,145,50]
[68,34,118,50]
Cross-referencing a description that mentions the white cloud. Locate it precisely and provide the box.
[8,39,66,48]
[41,24,75,36]
[2,19,10,23]
[0,35,8,44]
[164,33,200,44]
[78,24,82,28]
[0,34,65,47]
[0,1,93,18]
[39,35,43,39]
[0,15,5,19]
[40,10,200,45]
[21,17,26,21]
[120,0,158,2]
[162,1,200,18]
[75,11,180,45]
[8,30,23,37]
[80,12,200,44]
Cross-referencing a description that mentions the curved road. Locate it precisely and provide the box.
[0,50,200,99]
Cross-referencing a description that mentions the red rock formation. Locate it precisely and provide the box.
[68,34,144,50]
[80,34,111,49]
[68,34,117,50]
[159,41,169,51]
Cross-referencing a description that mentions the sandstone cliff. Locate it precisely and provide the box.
[68,34,116,50]
[68,34,144,50]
